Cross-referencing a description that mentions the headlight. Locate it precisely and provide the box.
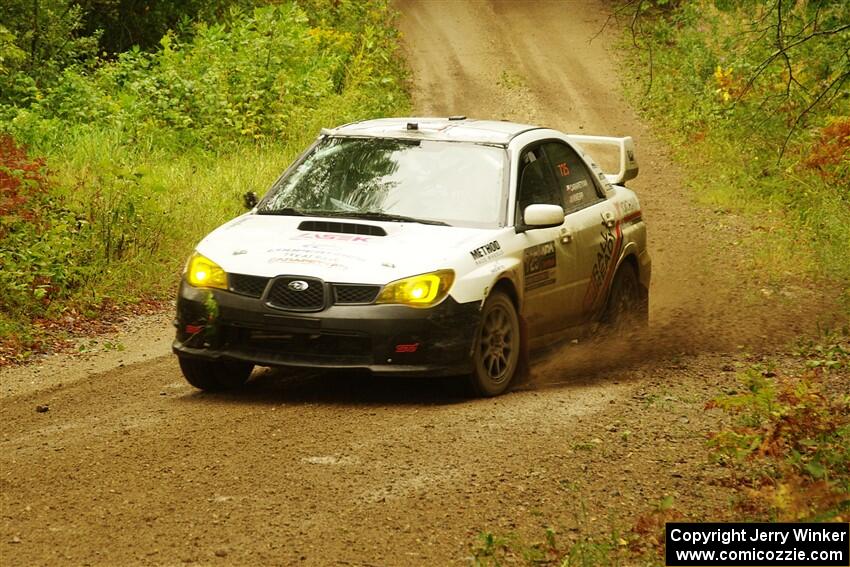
[375,270,455,308]
[185,252,228,290]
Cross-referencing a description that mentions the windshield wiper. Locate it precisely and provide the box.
[256,208,449,226]
[326,211,449,226]
[256,207,304,216]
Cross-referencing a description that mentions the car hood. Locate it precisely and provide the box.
[197,213,497,284]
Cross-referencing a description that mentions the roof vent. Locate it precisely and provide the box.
[406,122,418,131]
[448,115,467,121]
[297,220,387,237]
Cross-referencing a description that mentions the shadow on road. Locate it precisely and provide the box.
[175,341,655,408]
[178,366,472,407]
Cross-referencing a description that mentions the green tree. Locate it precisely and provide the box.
[0,1,99,100]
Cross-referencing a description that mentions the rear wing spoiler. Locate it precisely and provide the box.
[566,135,638,185]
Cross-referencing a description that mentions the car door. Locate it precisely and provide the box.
[540,140,620,323]
[514,144,585,337]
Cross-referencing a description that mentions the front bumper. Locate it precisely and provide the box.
[172,281,481,376]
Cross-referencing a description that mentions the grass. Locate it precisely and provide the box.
[0,1,411,357]
[47,130,303,278]
[468,329,850,565]
[706,327,850,522]
[471,518,648,567]
[618,1,850,306]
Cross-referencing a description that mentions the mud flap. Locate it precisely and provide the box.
[516,314,531,383]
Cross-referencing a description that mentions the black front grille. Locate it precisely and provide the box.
[229,273,270,298]
[333,284,380,304]
[267,277,326,311]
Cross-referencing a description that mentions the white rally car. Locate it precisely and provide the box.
[173,117,650,396]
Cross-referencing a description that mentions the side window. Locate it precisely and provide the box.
[542,142,603,213]
[516,147,561,225]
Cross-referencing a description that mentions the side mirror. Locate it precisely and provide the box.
[243,191,258,210]
[523,204,564,228]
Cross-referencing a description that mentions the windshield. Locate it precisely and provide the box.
[258,137,507,227]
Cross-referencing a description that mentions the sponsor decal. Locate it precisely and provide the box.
[623,210,642,224]
[568,192,584,205]
[526,271,556,290]
[489,261,506,274]
[469,240,503,264]
[582,206,624,310]
[524,241,557,291]
[565,179,588,194]
[266,246,365,269]
[269,256,325,266]
[225,217,250,229]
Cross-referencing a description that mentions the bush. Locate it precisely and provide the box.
[0,136,91,326]
[5,3,406,150]
[0,1,100,108]
[624,0,850,288]
[0,0,409,347]
[706,331,850,521]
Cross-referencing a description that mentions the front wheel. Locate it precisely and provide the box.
[468,291,521,397]
[178,356,253,391]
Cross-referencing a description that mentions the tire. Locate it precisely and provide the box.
[602,262,647,332]
[178,356,253,391]
[468,291,521,397]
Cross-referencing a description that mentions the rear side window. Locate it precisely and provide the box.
[542,142,602,213]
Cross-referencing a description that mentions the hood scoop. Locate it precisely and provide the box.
[297,220,386,237]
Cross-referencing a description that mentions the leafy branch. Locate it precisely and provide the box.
[590,0,658,95]
[607,0,850,163]
[778,63,850,163]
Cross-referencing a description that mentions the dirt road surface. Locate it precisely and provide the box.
[1,1,837,565]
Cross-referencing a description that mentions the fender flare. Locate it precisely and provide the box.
[598,242,641,310]
[481,271,529,379]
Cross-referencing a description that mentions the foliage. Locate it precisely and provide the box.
[0,0,264,103]
[0,1,101,106]
[0,136,92,333]
[468,330,850,565]
[0,0,409,350]
[470,498,658,567]
[619,0,850,289]
[4,3,406,147]
[471,526,656,567]
[75,0,257,55]
[706,330,850,521]
[472,529,564,566]
[804,116,850,183]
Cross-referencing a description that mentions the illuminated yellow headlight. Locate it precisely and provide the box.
[185,252,228,290]
[376,270,455,308]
